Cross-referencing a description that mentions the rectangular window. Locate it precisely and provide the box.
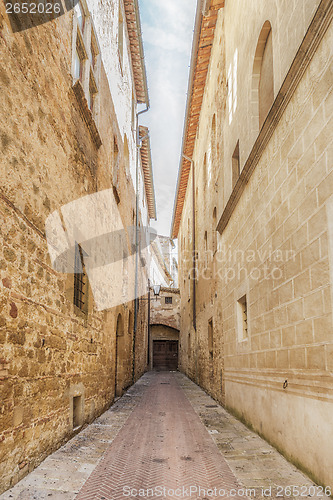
[132,91,136,131]
[74,244,87,311]
[74,37,85,82]
[88,71,97,112]
[114,137,119,165]
[112,136,120,203]
[165,297,173,305]
[73,48,82,81]
[72,3,101,131]
[73,395,82,429]
[90,30,98,69]
[237,295,248,341]
[208,318,213,357]
[212,207,217,253]
[204,231,208,268]
[74,1,85,32]
[118,5,124,65]
[232,140,240,189]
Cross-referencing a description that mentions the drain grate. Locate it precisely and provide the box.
[205,404,218,408]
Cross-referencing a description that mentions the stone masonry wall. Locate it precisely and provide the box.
[150,288,180,332]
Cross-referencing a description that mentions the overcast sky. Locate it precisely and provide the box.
[139,0,197,238]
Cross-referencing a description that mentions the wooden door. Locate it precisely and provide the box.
[153,340,178,371]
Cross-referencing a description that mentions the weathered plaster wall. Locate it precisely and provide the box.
[151,325,179,341]
[150,288,180,331]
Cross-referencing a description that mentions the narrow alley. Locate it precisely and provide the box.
[1,372,329,500]
[0,0,332,497]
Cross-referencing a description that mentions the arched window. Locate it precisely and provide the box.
[251,21,274,134]
[128,311,133,335]
[116,313,123,337]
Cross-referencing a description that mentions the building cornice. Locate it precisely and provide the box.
[139,126,156,220]
[123,0,149,105]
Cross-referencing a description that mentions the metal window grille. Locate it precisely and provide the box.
[74,245,86,310]
[165,297,173,304]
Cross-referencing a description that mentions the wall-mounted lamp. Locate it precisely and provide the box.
[152,284,161,299]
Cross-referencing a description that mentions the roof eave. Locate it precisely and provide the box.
[170,0,204,239]
[170,0,224,239]
[133,0,149,106]
[139,126,157,221]
[124,0,149,106]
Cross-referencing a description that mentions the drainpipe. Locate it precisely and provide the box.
[183,154,198,383]
[133,104,150,383]
[147,278,151,368]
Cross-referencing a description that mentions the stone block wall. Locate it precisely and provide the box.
[150,288,180,331]
[0,5,148,493]
[178,0,333,488]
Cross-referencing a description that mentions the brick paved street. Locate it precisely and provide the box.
[1,372,329,500]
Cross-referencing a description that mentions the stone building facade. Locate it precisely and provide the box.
[0,0,155,493]
[150,236,176,288]
[172,0,333,489]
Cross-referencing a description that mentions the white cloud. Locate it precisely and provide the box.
[139,0,196,236]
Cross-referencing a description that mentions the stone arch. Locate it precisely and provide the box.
[251,21,274,134]
[150,319,180,331]
[151,323,179,340]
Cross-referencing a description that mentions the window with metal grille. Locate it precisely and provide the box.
[74,244,87,311]
[165,297,173,305]
[72,0,101,124]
